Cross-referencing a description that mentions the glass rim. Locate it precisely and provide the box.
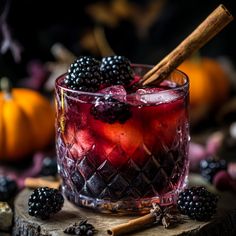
[55,64,189,97]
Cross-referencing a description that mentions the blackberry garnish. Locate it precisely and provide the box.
[177,186,218,221]
[0,176,18,201]
[64,220,96,236]
[28,187,64,219]
[90,96,132,124]
[100,55,134,87]
[65,56,102,92]
[200,158,227,183]
[40,157,58,176]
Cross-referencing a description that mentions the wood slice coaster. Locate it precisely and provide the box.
[13,175,236,236]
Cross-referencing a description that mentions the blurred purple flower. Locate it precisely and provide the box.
[0,0,22,63]
[0,152,44,190]
[19,60,49,90]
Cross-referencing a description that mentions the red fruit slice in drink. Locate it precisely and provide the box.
[91,118,143,157]
[142,96,186,152]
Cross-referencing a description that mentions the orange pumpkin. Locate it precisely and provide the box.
[0,78,55,161]
[178,57,230,108]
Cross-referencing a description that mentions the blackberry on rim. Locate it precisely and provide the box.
[64,56,102,92]
[100,55,134,87]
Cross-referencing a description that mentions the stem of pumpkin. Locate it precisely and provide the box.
[0,77,12,100]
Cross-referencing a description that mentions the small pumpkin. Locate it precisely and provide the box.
[0,78,55,162]
[178,57,230,108]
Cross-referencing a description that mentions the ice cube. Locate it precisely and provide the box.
[136,88,162,94]
[136,88,178,104]
[64,124,95,157]
[100,85,127,95]
[99,85,127,102]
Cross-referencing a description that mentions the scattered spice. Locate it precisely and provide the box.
[151,204,183,229]
[107,204,184,235]
[64,220,97,236]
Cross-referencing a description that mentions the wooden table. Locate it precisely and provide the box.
[12,175,236,236]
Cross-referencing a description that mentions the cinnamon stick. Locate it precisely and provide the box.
[141,4,233,86]
[24,177,61,189]
[107,213,156,236]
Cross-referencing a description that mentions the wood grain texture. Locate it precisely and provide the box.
[12,175,236,236]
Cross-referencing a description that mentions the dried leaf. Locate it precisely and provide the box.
[111,0,132,18]
[129,0,167,37]
[44,44,76,91]
[0,0,22,63]
[86,2,119,27]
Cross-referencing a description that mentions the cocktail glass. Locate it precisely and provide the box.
[55,64,189,215]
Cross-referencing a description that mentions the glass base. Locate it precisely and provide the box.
[63,186,181,215]
[61,163,189,215]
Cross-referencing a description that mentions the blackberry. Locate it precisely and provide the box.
[65,56,102,92]
[100,55,134,86]
[0,176,18,201]
[40,156,58,176]
[177,186,218,221]
[200,158,227,183]
[90,96,132,124]
[64,220,96,236]
[28,187,64,219]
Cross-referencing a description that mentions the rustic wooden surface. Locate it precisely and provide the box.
[12,174,236,236]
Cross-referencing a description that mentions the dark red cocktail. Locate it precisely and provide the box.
[55,64,189,214]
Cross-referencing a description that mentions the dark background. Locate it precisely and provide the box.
[0,0,235,84]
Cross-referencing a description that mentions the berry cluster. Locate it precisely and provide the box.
[190,132,236,192]
[65,55,133,92]
[0,176,18,201]
[200,158,227,183]
[28,187,64,219]
[198,157,236,193]
[65,55,134,124]
[177,186,218,221]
